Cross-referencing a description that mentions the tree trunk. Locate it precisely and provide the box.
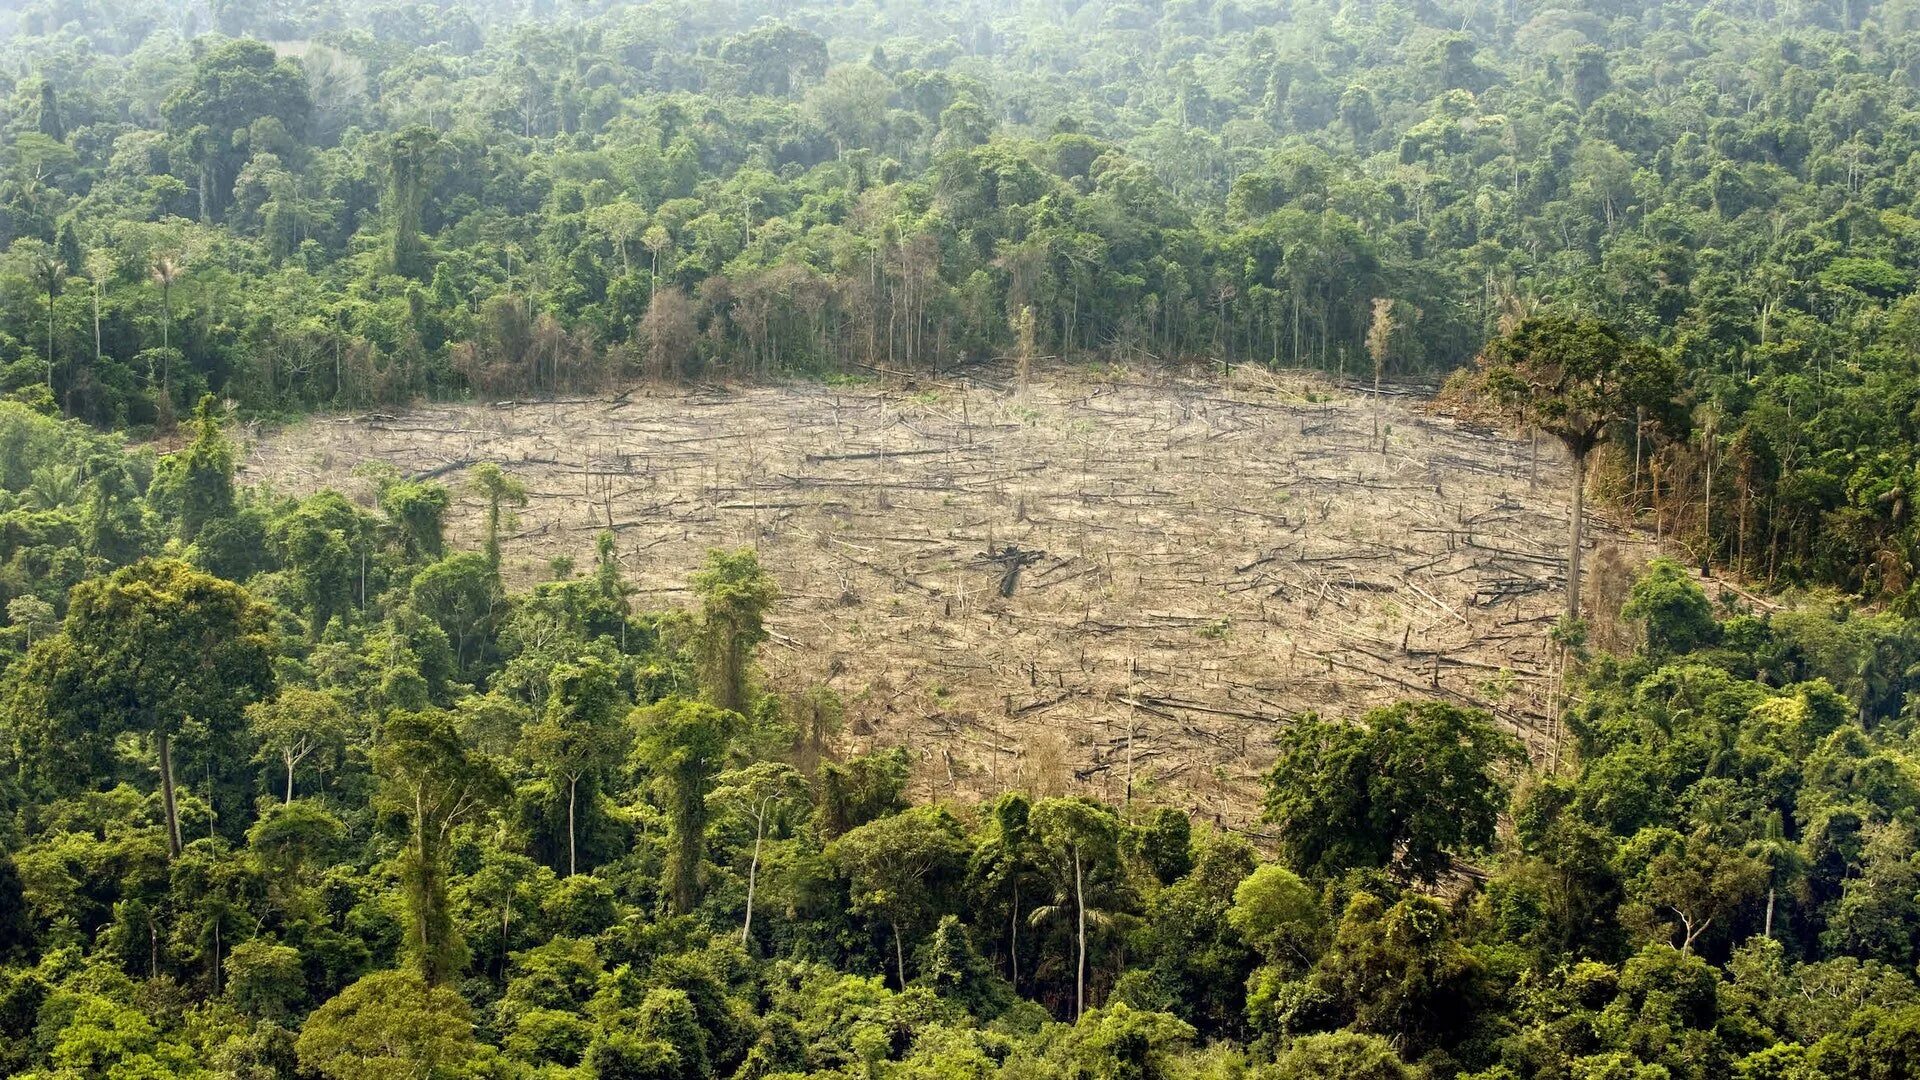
[1073,845,1086,1019]
[1764,883,1775,940]
[893,921,907,991]
[1632,406,1644,511]
[285,754,296,804]
[157,729,182,857]
[1009,879,1019,991]
[742,816,763,945]
[1703,434,1715,571]
[567,775,578,876]
[1567,452,1586,623]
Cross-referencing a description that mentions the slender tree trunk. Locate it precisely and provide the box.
[567,775,578,876]
[742,816,763,945]
[157,729,182,857]
[1703,433,1715,572]
[1567,451,1586,623]
[893,921,907,990]
[1632,407,1644,512]
[285,755,296,804]
[1009,880,1019,991]
[1764,884,1775,940]
[1073,845,1086,1019]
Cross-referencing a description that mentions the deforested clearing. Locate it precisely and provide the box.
[243,368,1647,820]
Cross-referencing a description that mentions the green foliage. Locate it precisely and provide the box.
[633,697,738,916]
[1623,558,1720,657]
[691,547,778,714]
[1263,1032,1408,1080]
[295,969,487,1080]
[376,709,509,987]
[147,397,235,545]
[1263,701,1524,882]
[830,805,971,987]
[519,655,631,876]
[1229,865,1325,970]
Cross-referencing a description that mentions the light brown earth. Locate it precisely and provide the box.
[240,366,1655,824]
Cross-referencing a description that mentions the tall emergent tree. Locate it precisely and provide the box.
[384,125,442,279]
[376,708,508,987]
[519,656,629,876]
[1471,316,1678,620]
[12,558,276,856]
[468,462,526,571]
[634,698,738,915]
[691,548,778,713]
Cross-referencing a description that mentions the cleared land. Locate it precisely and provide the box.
[242,367,1653,823]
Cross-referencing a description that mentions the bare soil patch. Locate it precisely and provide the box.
[242,367,1652,823]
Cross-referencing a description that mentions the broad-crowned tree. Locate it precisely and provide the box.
[295,969,488,1080]
[1029,797,1126,1019]
[1263,701,1524,882]
[272,491,378,639]
[12,558,274,856]
[829,803,970,989]
[1470,315,1679,621]
[376,478,451,563]
[709,760,808,946]
[247,689,353,804]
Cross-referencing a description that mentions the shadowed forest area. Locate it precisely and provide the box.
[7,1,1920,1079]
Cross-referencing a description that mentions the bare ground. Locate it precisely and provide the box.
[241,366,1653,824]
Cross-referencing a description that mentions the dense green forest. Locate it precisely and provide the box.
[9,1,1920,1078]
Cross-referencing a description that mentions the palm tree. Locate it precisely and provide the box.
[28,244,66,390]
[150,253,184,396]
